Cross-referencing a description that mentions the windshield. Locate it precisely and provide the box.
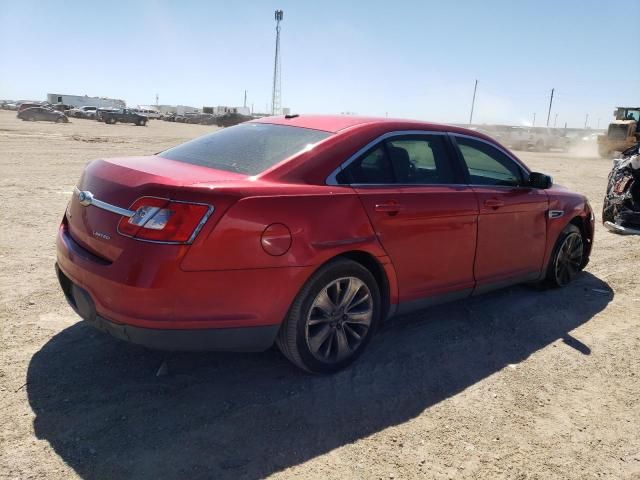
[159,123,332,175]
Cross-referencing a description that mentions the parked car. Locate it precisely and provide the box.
[134,108,160,119]
[215,112,252,127]
[18,102,47,113]
[603,144,640,234]
[69,106,97,119]
[102,108,148,126]
[56,115,594,373]
[95,108,120,122]
[18,106,69,123]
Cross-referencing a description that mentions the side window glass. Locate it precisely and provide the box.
[387,136,455,184]
[456,137,523,186]
[336,145,394,184]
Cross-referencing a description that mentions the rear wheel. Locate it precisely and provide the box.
[276,258,381,373]
[545,224,584,288]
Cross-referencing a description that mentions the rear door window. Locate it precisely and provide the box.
[336,134,457,185]
[386,136,455,184]
[336,145,395,184]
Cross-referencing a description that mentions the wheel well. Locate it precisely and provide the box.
[569,216,586,240]
[336,251,391,320]
[569,216,590,268]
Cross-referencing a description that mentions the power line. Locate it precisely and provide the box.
[469,79,478,125]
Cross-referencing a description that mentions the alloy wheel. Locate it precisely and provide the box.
[554,232,583,286]
[305,276,373,363]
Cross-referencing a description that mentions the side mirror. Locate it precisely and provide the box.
[529,172,553,189]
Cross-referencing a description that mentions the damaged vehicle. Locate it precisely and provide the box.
[603,144,640,234]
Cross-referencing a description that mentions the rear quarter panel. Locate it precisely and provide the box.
[181,188,389,272]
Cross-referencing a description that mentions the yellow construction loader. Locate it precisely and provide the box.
[598,107,640,158]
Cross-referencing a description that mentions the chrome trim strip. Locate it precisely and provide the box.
[74,188,214,245]
[73,187,136,217]
[548,210,565,219]
[325,130,448,186]
[604,221,640,235]
[349,183,469,188]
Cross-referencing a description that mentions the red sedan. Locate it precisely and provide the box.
[56,115,594,373]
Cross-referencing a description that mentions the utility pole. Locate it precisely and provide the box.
[155,93,159,106]
[546,88,554,127]
[554,113,558,128]
[533,112,536,127]
[271,10,284,115]
[243,90,247,108]
[584,113,589,129]
[469,79,478,125]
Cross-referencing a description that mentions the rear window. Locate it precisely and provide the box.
[159,123,332,175]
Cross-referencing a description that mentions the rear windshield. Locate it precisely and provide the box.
[159,123,332,175]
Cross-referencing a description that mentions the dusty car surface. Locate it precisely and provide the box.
[55,115,594,373]
[18,106,68,123]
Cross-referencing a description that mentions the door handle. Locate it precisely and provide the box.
[484,199,505,209]
[375,201,404,215]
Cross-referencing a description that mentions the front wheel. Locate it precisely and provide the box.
[545,224,584,288]
[276,258,381,373]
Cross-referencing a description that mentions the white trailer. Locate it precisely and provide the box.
[46,93,125,109]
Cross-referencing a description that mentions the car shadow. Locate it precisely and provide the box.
[27,272,612,479]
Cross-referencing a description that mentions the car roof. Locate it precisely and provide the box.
[250,114,489,139]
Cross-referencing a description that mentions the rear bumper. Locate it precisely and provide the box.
[56,223,315,350]
[604,221,640,235]
[56,263,280,351]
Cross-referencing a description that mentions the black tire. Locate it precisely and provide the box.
[276,258,381,373]
[544,224,584,288]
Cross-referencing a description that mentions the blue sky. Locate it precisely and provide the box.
[1,0,638,127]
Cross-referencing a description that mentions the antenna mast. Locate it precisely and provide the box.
[271,10,283,115]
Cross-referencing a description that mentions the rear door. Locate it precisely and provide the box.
[335,133,478,305]
[451,134,548,288]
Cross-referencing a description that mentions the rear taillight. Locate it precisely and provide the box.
[118,197,213,244]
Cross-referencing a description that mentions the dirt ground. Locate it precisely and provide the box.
[1,109,639,480]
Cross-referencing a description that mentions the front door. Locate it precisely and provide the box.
[336,133,479,305]
[452,135,548,287]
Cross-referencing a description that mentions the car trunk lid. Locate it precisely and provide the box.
[66,155,245,262]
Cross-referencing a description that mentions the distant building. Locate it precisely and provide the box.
[155,104,199,115]
[46,93,125,108]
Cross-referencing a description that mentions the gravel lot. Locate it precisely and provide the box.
[1,109,639,480]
